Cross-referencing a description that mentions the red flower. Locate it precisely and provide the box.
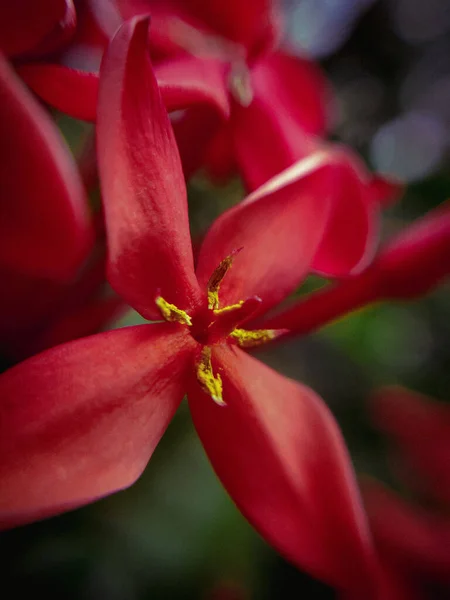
[360,388,450,599]
[262,199,450,338]
[5,0,230,124]
[0,18,377,597]
[89,0,402,278]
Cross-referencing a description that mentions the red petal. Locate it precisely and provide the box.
[252,51,331,137]
[372,387,450,505]
[367,174,404,208]
[19,55,229,124]
[178,0,281,54]
[264,201,450,336]
[374,199,450,299]
[311,150,380,277]
[196,155,338,317]
[0,54,93,280]
[18,63,99,121]
[362,479,450,584]
[156,56,229,117]
[234,103,379,277]
[0,323,194,529]
[0,0,76,58]
[188,346,376,594]
[97,16,203,319]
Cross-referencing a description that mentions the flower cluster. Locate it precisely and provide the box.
[0,1,449,598]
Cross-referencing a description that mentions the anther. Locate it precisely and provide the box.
[196,347,224,406]
[207,248,243,310]
[155,296,192,326]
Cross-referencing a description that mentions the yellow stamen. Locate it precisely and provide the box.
[207,250,241,310]
[196,347,224,406]
[155,296,192,326]
[213,300,244,315]
[229,328,281,348]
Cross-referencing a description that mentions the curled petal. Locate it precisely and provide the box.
[196,153,336,317]
[0,54,93,280]
[97,16,203,319]
[0,323,195,530]
[0,0,76,58]
[234,100,379,276]
[156,56,229,118]
[311,151,380,277]
[188,346,376,595]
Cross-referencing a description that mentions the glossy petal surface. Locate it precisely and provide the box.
[188,346,375,594]
[0,0,75,58]
[0,54,92,279]
[97,17,202,318]
[0,323,194,529]
[196,154,336,316]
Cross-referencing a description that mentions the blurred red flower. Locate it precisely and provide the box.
[361,387,450,599]
[88,0,402,278]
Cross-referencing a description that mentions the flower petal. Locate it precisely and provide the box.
[114,0,280,58]
[362,479,450,584]
[0,323,195,530]
[97,16,203,319]
[234,107,379,277]
[18,64,99,121]
[196,153,336,316]
[372,387,450,505]
[0,54,93,280]
[188,346,376,594]
[0,0,76,58]
[156,55,229,117]
[263,201,450,336]
[311,151,380,277]
[252,51,331,137]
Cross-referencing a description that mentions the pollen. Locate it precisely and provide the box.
[213,300,244,315]
[207,248,242,310]
[229,328,284,348]
[155,296,192,326]
[196,346,224,406]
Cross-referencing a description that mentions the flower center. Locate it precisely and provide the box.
[155,250,284,405]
